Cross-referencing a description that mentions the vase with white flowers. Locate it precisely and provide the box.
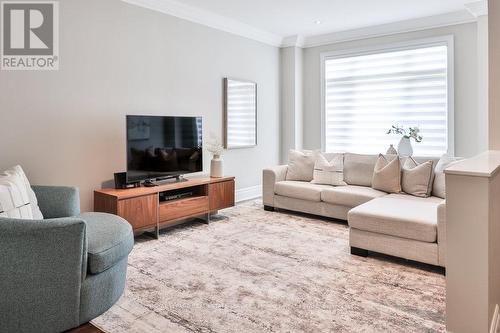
[206,134,224,177]
[386,125,423,157]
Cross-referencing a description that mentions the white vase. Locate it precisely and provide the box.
[210,155,223,178]
[386,144,397,155]
[397,137,413,157]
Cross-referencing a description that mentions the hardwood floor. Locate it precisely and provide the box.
[65,323,104,333]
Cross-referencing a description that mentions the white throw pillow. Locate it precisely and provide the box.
[311,153,347,186]
[432,155,463,199]
[286,150,317,182]
[0,165,43,219]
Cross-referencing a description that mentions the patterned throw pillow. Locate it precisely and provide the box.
[371,154,401,193]
[0,165,43,219]
[401,158,434,197]
[311,153,347,186]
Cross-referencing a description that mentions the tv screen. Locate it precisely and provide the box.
[126,115,203,182]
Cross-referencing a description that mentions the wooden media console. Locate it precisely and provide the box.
[94,176,235,237]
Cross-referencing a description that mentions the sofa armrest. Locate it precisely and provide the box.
[0,217,87,332]
[262,165,288,207]
[32,185,80,218]
[437,200,446,266]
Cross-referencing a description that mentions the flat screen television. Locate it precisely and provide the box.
[126,115,203,183]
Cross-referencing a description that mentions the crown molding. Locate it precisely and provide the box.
[281,35,305,48]
[122,0,482,49]
[300,10,477,48]
[121,0,283,47]
[465,0,488,18]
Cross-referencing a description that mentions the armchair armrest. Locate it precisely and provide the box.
[437,200,446,266]
[262,165,288,207]
[32,185,80,218]
[0,217,87,332]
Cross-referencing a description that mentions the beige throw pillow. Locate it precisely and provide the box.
[311,153,347,186]
[372,154,401,193]
[401,158,434,198]
[286,150,316,181]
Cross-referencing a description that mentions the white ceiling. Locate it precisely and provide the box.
[176,0,474,37]
[123,0,486,46]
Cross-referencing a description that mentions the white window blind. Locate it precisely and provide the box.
[323,44,449,156]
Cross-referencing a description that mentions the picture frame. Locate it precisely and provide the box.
[223,77,257,149]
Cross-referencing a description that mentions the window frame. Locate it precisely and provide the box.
[320,35,455,157]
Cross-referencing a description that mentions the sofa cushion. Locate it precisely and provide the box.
[321,185,386,207]
[78,212,134,274]
[348,194,444,243]
[343,153,379,186]
[274,181,331,202]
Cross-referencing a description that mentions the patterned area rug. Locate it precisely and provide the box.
[92,200,445,333]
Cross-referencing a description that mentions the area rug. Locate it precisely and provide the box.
[92,200,445,333]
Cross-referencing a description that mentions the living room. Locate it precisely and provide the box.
[0,0,498,332]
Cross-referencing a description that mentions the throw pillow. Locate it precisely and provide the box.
[401,157,434,198]
[433,155,463,199]
[0,168,32,219]
[286,150,316,181]
[311,153,347,186]
[372,154,401,193]
[0,165,43,219]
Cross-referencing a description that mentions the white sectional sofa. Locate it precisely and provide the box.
[263,153,446,267]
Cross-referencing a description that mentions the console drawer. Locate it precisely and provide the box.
[159,195,209,222]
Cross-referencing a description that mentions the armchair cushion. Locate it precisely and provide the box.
[78,212,134,275]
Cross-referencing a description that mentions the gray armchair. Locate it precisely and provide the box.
[0,186,134,333]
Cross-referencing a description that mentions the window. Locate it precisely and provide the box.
[322,38,452,156]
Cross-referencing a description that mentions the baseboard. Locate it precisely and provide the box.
[491,304,499,333]
[236,185,261,203]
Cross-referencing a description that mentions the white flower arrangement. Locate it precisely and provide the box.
[387,125,423,143]
[206,133,224,157]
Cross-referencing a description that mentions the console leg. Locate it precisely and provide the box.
[145,225,160,240]
[351,247,368,257]
[264,205,275,212]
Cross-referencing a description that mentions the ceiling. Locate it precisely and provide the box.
[123,0,486,46]
[176,0,475,37]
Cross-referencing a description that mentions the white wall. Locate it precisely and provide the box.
[302,23,480,157]
[0,0,280,212]
[280,46,303,163]
[489,0,500,149]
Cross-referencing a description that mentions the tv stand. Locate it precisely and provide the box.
[94,176,235,238]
